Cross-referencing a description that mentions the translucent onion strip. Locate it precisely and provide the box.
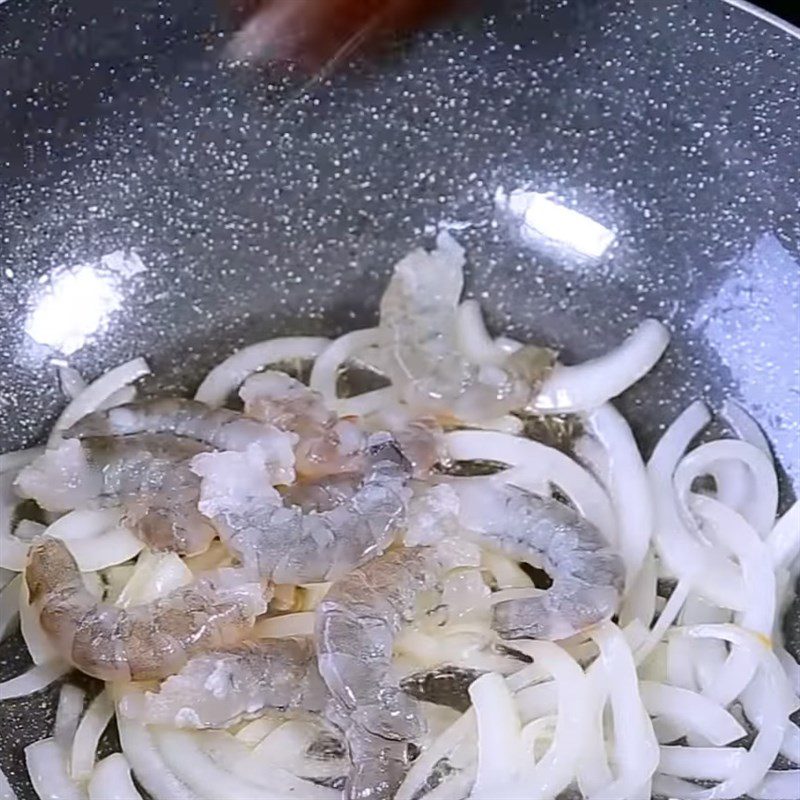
[0,662,68,701]
[586,403,653,585]
[637,682,746,746]
[252,611,315,639]
[670,624,795,799]
[70,689,114,780]
[0,765,16,800]
[721,399,773,462]
[195,337,330,407]
[54,684,87,750]
[531,319,669,413]
[749,770,800,800]
[88,754,143,800]
[689,495,775,706]
[49,358,151,445]
[674,439,778,537]
[445,430,616,542]
[658,746,744,780]
[647,401,744,609]
[0,574,21,642]
[0,447,44,571]
[25,738,87,800]
[116,706,201,800]
[2,509,144,572]
[619,550,657,628]
[19,573,58,665]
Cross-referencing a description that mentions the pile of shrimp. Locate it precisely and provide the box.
[0,232,797,800]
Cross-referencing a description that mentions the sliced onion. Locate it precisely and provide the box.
[0,662,68,701]
[669,624,794,799]
[58,365,88,400]
[195,337,330,407]
[116,550,193,607]
[768,501,800,573]
[336,386,397,418]
[749,770,800,800]
[87,754,143,800]
[689,495,774,706]
[116,709,201,800]
[0,765,17,800]
[234,716,283,745]
[658,746,744,780]
[455,300,506,367]
[634,578,691,665]
[619,550,657,628]
[0,447,44,571]
[49,358,151,445]
[445,430,616,542]
[675,439,778,537]
[637,682,746,746]
[251,611,315,639]
[309,328,387,411]
[70,689,114,780]
[153,728,337,800]
[96,385,138,412]
[648,401,744,609]
[721,399,773,462]
[25,738,87,800]
[54,684,87,750]
[586,623,659,800]
[586,403,653,585]
[531,319,669,413]
[0,574,21,642]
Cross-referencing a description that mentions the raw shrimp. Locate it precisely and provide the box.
[119,637,329,728]
[25,537,269,682]
[16,434,217,554]
[458,484,625,639]
[193,434,412,583]
[241,370,366,479]
[316,546,442,800]
[378,232,555,422]
[64,397,296,483]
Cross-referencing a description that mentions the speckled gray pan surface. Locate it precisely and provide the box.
[0,0,798,796]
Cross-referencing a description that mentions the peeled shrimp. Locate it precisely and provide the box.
[458,484,624,640]
[241,371,365,479]
[26,537,269,681]
[64,397,296,483]
[316,546,442,800]
[378,232,555,421]
[16,434,217,554]
[119,637,329,728]
[193,434,411,583]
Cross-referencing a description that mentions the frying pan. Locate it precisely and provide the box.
[1,0,798,796]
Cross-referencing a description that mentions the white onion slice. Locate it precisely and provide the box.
[336,386,397,418]
[634,579,691,665]
[658,745,744,780]
[97,384,138,412]
[586,403,653,585]
[70,689,114,780]
[88,754,143,800]
[587,623,659,800]
[49,358,151,445]
[252,611,315,639]
[2,509,144,572]
[116,710,200,800]
[54,684,87,750]
[0,447,44,572]
[721,399,773,461]
[25,738,87,800]
[531,319,669,413]
[0,574,21,642]
[619,550,657,628]
[749,769,800,800]
[455,300,506,367]
[648,401,744,609]
[670,624,794,799]
[0,765,17,800]
[309,328,386,408]
[445,429,616,542]
[57,365,88,400]
[768,501,800,572]
[116,550,193,607]
[195,337,330,407]
[689,495,774,706]
[675,439,778,537]
[153,728,337,800]
[0,662,68,701]
[637,682,746,746]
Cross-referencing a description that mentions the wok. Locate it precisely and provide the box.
[1,0,798,796]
